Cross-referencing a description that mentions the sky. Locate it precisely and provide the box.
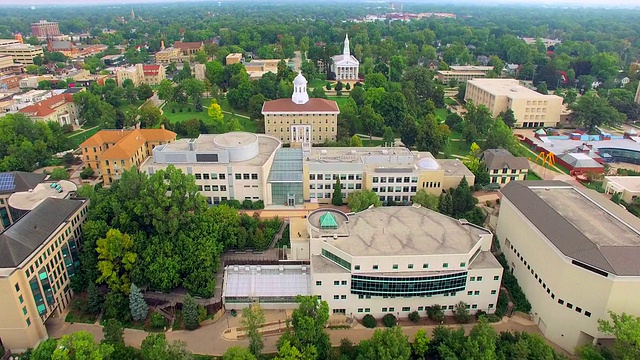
[1,0,640,7]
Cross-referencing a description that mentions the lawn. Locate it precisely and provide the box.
[445,97,459,106]
[525,171,542,180]
[327,95,350,107]
[67,126,101,148]
[214,97,249,117]
[117,99,144,113]
[309,78,330,89]
[357,134,385,147]
[434,107,449,122]
[64,296,97,324]
[445,139,474,157]
[163,101,258,133]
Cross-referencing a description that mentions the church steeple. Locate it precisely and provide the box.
[343,34,350,57]
[292,71,309,105]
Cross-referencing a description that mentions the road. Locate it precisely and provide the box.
[291,51,303,72]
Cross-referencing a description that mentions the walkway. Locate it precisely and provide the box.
[46,311,570,357]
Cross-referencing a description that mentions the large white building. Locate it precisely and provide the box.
[496,181,640,354]
[223,206,503,317]
[331,35,360,81]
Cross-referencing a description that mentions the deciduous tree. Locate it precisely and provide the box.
[96,229,136,294]
[357,326,411,360]
[569,92,626,133]
[208,99,224,123]
[241,304,266,357]
[413,189,439,210]
[598,311,640,360]
[347,190,382,212]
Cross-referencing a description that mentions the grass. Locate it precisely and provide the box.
[582,181,605,193]
[309,78,330,89]
[358,134,385,147]
[525,171,542,180]
[117,99,144,113]
[65,297,97,324]
[66,125,101,148]
[215,97,249,117]
[445,97,459,106]
[434,107,449,122]
[163,101,258,133]
[275,224,290,249]
[327,95,349,107]
[445,139,475,157]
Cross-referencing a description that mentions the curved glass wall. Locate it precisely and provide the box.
[598,148,640,165]
[351,272,467,297]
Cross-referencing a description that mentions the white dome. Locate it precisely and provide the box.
[417,158,440,170]
[293,72,307,85]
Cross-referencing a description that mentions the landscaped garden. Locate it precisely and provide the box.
[162,99,258,133]
[66,125,102,148]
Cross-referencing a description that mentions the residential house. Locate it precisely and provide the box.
[480,148,530,185]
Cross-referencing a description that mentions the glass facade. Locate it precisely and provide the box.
[38,269,54,307]
[0,206,9,228]
[29,276,46,316]
[225,296,298,303]
[322,249,351,270]
[271,183,303,206]
[350,272,468,297]
[61,244,75,277]
[268,149,304,205]
[598,148,640,165]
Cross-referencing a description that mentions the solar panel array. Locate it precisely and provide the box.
[0,173,16,191]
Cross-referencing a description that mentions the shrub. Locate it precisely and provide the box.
[495,289,509,317]
[241,199,254,209]
[336,89,343,96]
[171,108,176,113]
[497,253,532,313]
[183,294,199,330]
[61,124,74,133]
[427,304,445,322]
[150,312,166,329]
[486,314,501,323]
[485,200,492,207]
[382,313,397,328]
[198,305,208,323]
[220,199,242,209]
[362,314,377,328]
[408,311,421,323]
[476,309,487,319]
[179,108,183,113]
[80,167,94,179]
[50,167,70,180]
[454,301,471,324]
[188,107,192,112]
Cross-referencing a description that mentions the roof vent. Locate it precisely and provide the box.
[381,149,389,155]
[333,234,338,239]
[321,150,327,155]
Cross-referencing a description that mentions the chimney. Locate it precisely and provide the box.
[160,40,165,50]
[14,33,23,44]
[160,124,165,130]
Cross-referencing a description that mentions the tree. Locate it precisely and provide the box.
[136,84,154,100]
[223,347,257,360]
[536,82,548,95]
[278,295,330,359]
[598,311,640,360]
[415,115,450,155]
[138,105,162,128]
[362,314,377,328]
[570,92,626,133]
[129,283,149,322]
[591,52,621,82]
[157,79,175,101]
[413,328,430,360]
[141,333,192,360]
[275,340,316,360]
[350,135,363,147]
[438,191,453,216]
[357,327,411,360]
[413,189,439,210]
[427,304,445,322]
[347,190,382,212]
[181,78,206,102]
[349,86,366,108]
[455,301,471,323]
[360,105,384,145]
[96,229,137,294]
[102,319,124,346]
[241,304,266,357]
[451,177,477,218]
[248,94,266,120]
[30,338,58,360]
[183,294,199,330]
[332,178,344,206]
[87,282,103,314]
[52,331,114,360]
[485,119,519,154]
[498,109,517,128]
[400,115,419,148]
[382,126,395,147]
[50,167,70,180]
[462,101,494,143]
[310,86,327,99]
[38,80,53,90]
[208,99,224,123]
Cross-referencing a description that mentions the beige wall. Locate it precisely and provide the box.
[0,47,43,65]
[0,202,88,352]
[264,113,337,144]
[488,168,528,185]
[155,48,181,64]
[495,198,638,353]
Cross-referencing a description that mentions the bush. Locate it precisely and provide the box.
[476,309,487,319]
[150,312,166,329]
[188,107,192,112]
[220,199,242,209]
[362,314,377,328]
[497,253,532,313]
[50,167,70,180]
[80,167,94,180]
[408,311,420,323]
[183,294,199,330]
[241,199,253,209]
[198,305,208,323]
[486,314,501,323]
[171,108,176,113]
[179,108,183,113]
[454,301,471,324]
[62,124,74,133]
[427,304,445,322]
[495,289,509,317]
[382,313,397,328]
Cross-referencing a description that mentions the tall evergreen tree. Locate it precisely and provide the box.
[451,177,477,218]
[87,282,103,314]
[438,192,454,217]
[129,283,149,322]
[183,294,199,330]
[332,178,343,206]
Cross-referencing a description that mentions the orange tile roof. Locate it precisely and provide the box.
[19,93,73,118]
[80,128,176,160]
[261,98,340,113]
[174,41,203,50]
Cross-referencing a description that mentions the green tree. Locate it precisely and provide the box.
[241,304,266,357]
[96,229,137,294]
[275,340,316,360]
[536,82,548,95]
[413,189,439,210]
[498,109,517,128]
[136,84,154,100]
[413,328,431,360]
[357,326,411,360]
[462,317,498,360]
[52,331,114,360]
[451,177,477,218]
[223,347,257,360]
[569,92,626,133]
[50,167,70,180]
[427,304,445,322]
[30,338,58,360]
[382,126,395,147]
[347,190,382,212]
[454,301,471,323]
[278,295,330,359]
[141,333,192,360]
[485,119,519,154]
[349,86,366,108]
[311,86,327,99]
[157,79,175,101]
[87,282,103,314]
[102,319,124,346]
[138,105,162,128]
[438,191,454,216]
[389,55,406,82]
[360,105,384,145]
[183,294,199,330]
[350,135,363,147]
[248,94,266,120]
[598,311,640,360]
[208,99,224,123]
[129,283,148,322]
[332,178,344,206]
[194,49,208,64]
[400,115,419,148]
[415,115,450,155]
[591,52,621,82]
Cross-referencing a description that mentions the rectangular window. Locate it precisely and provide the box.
[235,174,241,180]
[334,281,340,286]
[470,277,475,281]
[408,264,414,269]
[26,318,31,326]
[219,174,225,180]
[558,299,565,305]
[491,290,497,295]
[316,281,322,286]
[423,263,429,269]
[576,307,582,313]
[251,174,258,180]
[341,295,347,299]
[195,173,202,180]
[460,262,466,268]
[211,173,217,180]
[358,308,363,313]
[402,307,410,312]
[373,265,378,270]
[467,291,473,295]
[365,308,370,313]
[203,174,210,180]
[585,311,591,317]
[382,307,387,312]
[477,276,483,281]
[474,291,480,295]
[334,295,339,300]
[22,306,27,315]
[567,303,573,309]
[19,295,24,303]
[310,174,316,180]
[443,263,449,268]
[392,264,398,270]
[472,304,478,309]
[14,283,19,292]
[389,307,395,312]
[355,265,360,270]
[489,304,494,309]
[243,174,250,180]
[204,185,211,191]
[341,280,347,286]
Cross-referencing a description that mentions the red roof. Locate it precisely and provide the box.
[174,41,203,50]
[19,93,73,118]
[143,65,161,71]
[262,98,340,113]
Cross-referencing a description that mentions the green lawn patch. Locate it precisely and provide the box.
[117,99,144,113]
[213,97,249,117]
[65,296,97,324]
[445,97,458,106]
[525,171,542,181]
[327,95,349,107]
[582,181,605,193]
[434,107,449,122]
[357,135,385,147]
[163,102,258,133]
[445,139,477,158]
[67,126,101,148]
[309,78,330,89]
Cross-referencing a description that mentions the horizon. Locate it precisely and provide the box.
[1,0,640,8]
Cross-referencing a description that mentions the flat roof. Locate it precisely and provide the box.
[449,65,493,71]
[223,264,311,298]
[501,181,640,276]
[605,176,640,193]
[467,79,562,100]
[8,180,77,211]
[530,136,640,153]
[310,206,491,257]
[0,198,85,270]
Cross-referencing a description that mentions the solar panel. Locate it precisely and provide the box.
[0,173,16,191]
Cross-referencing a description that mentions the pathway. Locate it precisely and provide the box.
[46,312,569,357]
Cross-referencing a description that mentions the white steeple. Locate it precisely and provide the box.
[292,71,309,105]
[343,34,350,57]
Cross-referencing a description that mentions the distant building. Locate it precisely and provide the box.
[0,172,46,231]
[173,41,204,57]
[115,64,165,87]
[80,127,177,185]
[436,65,493,84]
[465,79,563,128]
[244,59,279,79]
[46,39,77,58]
[226,53,242,65]
[603,176,640,203]
[0,55,20,76]
[18,93,80,127]
[193,63,206,81]
[154,47,181,64]
[0,44,43,65]
[30,20,61,38]
[100,54,125,67]
[480,148,530,185]
[522,37,561,48]
[331,35,359,80]
[0,74,23,90]
[557,153,604,174]
[142,64,166,86]
[11,90,53,111]
[262,73,340,146]
[497,181,640,354]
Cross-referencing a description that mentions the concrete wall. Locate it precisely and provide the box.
[264,113,337,144]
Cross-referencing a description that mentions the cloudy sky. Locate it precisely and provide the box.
[1,0,640,7]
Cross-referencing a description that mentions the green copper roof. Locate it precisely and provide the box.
[319,212,338,229]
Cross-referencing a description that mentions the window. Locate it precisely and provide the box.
[474,291,480,295]
[203,173,210,180]
[252,174,258,180]
[334,281,340,286]
[388,307,395,312]
[567,303,573,309]
[26,318,31,326]
[334,295,339,300]
[558,299,564,305]
[243,174,250,180]
[491,290,497,295]
[340,295,347,299]
[392,264,398,270]
[576,307,582,313]
[382,307,387,312]
[22,306,27,315]
[316,281,322,286]
[235,174,241,180]
[467,291,473,295]
[402,307,410,312]
[358,295,364,299]
[219,174,225,180]
[448,305,454,310]
[355,265,360,270]
[358,308,363,313]
[204,185,211,191]
[14,283,19,292]
[477,276,482,281]
[489,304,494,309]
[470,277,475,281]
[373,265,378,270]
[472,304,478,309]
[19,295,23,304]
[195,173,202,180]
[341,280,347,286]
[408,264,414,269]
[423,263,429,269]
[585,311,591,317]
[443,263,449,268]
[365,308,370,313]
